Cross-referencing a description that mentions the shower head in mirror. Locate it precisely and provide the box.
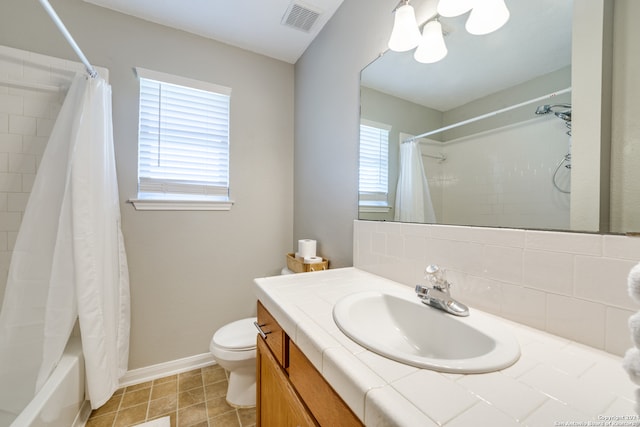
[534,104,571,115]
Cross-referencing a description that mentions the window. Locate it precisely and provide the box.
[359,120,390,210]
[131,68,232,211]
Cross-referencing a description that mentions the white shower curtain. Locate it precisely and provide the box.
[0,73,130,413]
[394,140,436,223]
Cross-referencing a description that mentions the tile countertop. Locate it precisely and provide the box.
[253,268,638,427]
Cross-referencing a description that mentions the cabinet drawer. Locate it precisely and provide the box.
[256,301,286,367]
[288,341,363,427]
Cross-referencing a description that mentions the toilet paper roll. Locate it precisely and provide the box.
[304,256,323,264]
[297,239,316,258]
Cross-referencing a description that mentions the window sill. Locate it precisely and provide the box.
[129,194,234,211]
[359,204,392,214]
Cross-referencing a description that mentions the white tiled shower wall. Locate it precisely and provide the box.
[432,117,571,230]
[353,219,640,357]
[0,46,86,303]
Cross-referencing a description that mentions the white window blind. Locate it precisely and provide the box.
[359,122,390,204]
[136,68,231,201]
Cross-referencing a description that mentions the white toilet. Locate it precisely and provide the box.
[209,317,258,408]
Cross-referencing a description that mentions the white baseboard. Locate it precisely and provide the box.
[119,353,216,388]
[72,400,92,427]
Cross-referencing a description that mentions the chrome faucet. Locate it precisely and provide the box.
[415,265,469,316]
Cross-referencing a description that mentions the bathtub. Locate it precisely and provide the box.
[3,335,89,427]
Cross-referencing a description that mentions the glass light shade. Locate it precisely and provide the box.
[465,0,510,35]
[388,4,421,52]
[414,20,448,64]
[437,0,474,18]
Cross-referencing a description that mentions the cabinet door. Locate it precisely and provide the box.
[257,301,286,366]
[257,336,317,427]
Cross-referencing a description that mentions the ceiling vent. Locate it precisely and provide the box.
[281,1,322,33]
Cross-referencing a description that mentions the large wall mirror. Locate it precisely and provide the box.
[359,0,638,234]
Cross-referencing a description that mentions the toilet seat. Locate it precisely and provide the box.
[212,317,257,351]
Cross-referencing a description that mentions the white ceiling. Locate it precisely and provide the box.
[361,0,573,111]
[82,0,572,111]
[82,0,345,64]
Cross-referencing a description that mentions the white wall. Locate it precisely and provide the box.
[294,0,393,267]
[0,0,294,369]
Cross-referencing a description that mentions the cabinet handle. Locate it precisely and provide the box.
[253,321,271,339]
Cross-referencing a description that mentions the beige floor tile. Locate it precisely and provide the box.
[206,396,235,418]
[86,412,116,427]
[121,387,151,409]
[204,380,228,399]
[148,394,177,419]
[178,386,205,408]
[202,365,227,385]
[238,408,256,427]
[210,411,240,427]
[152,380,177,400]
[126,381,152,392]
[154,374,177,385]
[179,369,201,379]
[179,374,203,392]
[177,402,207,427]
[113,402,147,426]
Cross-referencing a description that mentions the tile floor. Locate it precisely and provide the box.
[86,365,256,427]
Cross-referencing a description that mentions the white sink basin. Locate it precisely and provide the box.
[333,290,520,373]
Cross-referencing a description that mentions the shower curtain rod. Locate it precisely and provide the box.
[405,87,572,143]
[0,77,62,92]
[38,0,98,78]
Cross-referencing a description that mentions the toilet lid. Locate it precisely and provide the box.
[213,317,257,351]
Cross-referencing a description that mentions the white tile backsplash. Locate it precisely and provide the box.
[606,306,635,355]
[483,244,523,284]
[546,293,606,349]
[574,256,638,310]
[500,283,547,330]
[604,234,640,259]
[354,220,639,357]
[525,229,603,255]
[523,249,574,295]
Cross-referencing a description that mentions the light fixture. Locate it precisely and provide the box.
[465,0,510,35]
[436,0,474,18]
[388,0,421,52]
[414,20,448,64]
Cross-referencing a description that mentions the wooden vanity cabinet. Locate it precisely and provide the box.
[256,336,317,426]
[256,302,363,427]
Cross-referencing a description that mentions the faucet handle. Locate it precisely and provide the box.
[425,264,444,282]
[425,264,450,291]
